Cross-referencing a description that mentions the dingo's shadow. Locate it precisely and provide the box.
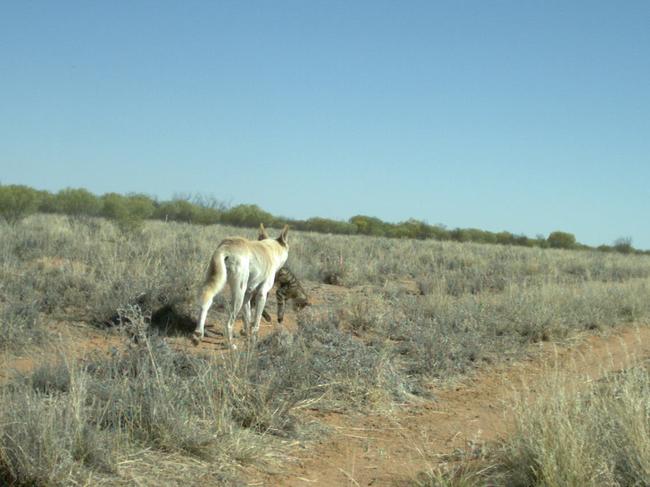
[149,303,196,337]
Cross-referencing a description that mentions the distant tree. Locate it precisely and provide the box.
[450,228,470,242]
[429,224,451,241]
[547,231,577,249]
[101,193,156,232]
[189,194,226,225]
[349,215,386,236]
[513,234,532,247]
[36,189,57,213]
[153,199,197,223]
[0,184,40,224]
[496,231,515,246]
[54,188,101,217]
[466,228,498,244]
[221,204,274,227]
[535,234,550,248]
[101,193,126,219]
[191,194,228,212]
[303,217,357,234]
[613,237,633,254]
[124,194,155,219]
[388,219,424,239]
[190,206,221,225]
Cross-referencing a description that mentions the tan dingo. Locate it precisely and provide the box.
[193,224,289,349]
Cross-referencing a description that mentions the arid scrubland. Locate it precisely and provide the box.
[1,215,650,485]
[418,359,650,487]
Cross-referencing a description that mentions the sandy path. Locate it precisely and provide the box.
[257,323,650,486]
[3,286,649,486]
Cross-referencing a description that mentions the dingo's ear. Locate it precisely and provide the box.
[258,223,270,241]
[277,225,289,246]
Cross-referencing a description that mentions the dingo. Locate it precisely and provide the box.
[193,224,289,349]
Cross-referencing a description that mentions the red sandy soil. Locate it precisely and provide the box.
[2,279,649,487]
[251,323,650,486]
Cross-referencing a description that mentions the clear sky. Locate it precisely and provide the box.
[2,1,649,248]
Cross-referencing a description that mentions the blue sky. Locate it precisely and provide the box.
[2,1,649,248]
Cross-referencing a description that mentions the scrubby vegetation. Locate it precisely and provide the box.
[1,183,647,252]
[1,213,649,484]
[0,320,302,485]
[0,305,406,485]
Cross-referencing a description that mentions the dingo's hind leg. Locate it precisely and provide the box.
[193,293,214,345]
[193,251,227,345]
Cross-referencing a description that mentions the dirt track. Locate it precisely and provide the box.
[254,323,650,486]
[2,287,649,487]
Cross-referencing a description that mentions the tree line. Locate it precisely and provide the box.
[0,184,645,254]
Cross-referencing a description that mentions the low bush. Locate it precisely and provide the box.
[256,313,412,411]
[0,185,40,224]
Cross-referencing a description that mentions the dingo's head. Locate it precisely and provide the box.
[258,223,289,249]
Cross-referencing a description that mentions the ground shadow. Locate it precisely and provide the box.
[150,303,196,336]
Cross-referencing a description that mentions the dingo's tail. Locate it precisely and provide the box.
[199,250,227,305]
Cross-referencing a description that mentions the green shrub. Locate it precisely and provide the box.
[349,215,387,236]
[548,231,577,249]
[299,217,358,235]
[153,198,198,222]
[54,188,102,218]
[2,183,638,250]
[221,204,275,227]
[614,237,634,254]
[0,184,40,224]
[101,193,155,233]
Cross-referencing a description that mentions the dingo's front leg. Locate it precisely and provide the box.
[251,285,272,340]
[240,293,252,337]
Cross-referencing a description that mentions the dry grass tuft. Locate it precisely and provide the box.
[417,359,650,486]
